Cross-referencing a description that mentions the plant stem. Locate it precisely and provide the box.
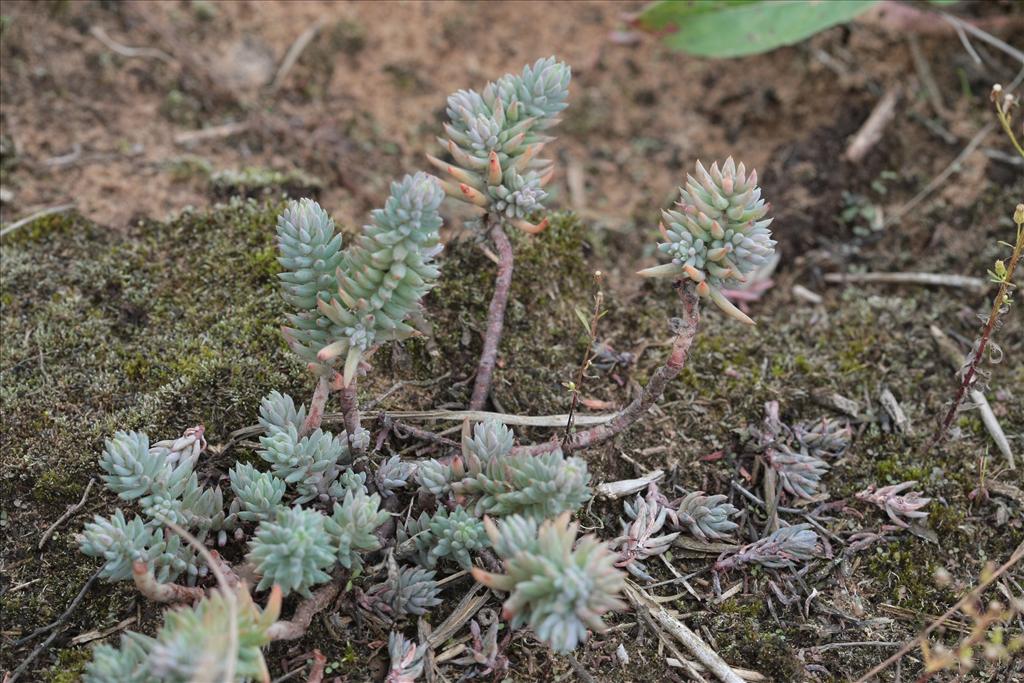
[563,279,604,446]
[266,581,341,641]
[516,283,700,456]
[932,221,1023,449]
[339,379,363,455]
[300,374,332,437]
[470,217,514,410]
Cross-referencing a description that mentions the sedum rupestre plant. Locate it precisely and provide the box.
[639,157,775,324]
[472,513,626,654]
[418,419,592,522]
[68,55,808,682]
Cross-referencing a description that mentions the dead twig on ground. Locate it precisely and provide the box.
[824,271,988,292]
[7,569,102,683]
[845,85,902,162]
[38,478,95,550]
[364,372,451,411]
[886,122,994,226]
[908,34,948,119]
[625,583,746,683]
[270,17,326,92]
[0,204,76,240]
[596,469,665,500]
[516,283,700,456]
[90,26,174,64]
[470,218,513,410]
[173,121,251,146]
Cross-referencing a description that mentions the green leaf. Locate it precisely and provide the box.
[637,0,880,58]
[574,306,592,333]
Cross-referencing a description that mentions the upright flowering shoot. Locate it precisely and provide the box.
[430,57,570,233]
[639,157,776,324]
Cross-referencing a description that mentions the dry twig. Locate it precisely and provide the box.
[845,86,901,162]
[39,478,95,549]
[824,271,988,292]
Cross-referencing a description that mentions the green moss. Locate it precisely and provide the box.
[209,167,324,200]
[46,647,91,683]
[31,469,85,504]
[864,541,951,612]
[703,607,803,680]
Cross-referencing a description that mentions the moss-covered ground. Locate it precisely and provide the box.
[1,187,1022,681]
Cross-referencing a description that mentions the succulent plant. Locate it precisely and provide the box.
[464,419,515,461]
[792,417,852,458]
[146,585,279,682]
[257,390,307,436]
[376,454,415,496]
[414,457,454,497]
[308,173,445,385]
[386,631,425,683]
[99,431,191,503]
[366,557,442,618]
[669,490,740,541]
[148,426,207,468]
[85,585,281,683]
[617,492,680,580]
[276,198,345,312]
[78,510,196,583]
[430,57,569,233]
[229,462,286,523]
[323,486,389,572]
[766,446,829,500]
[448,421,591,522]
[451,611,509,678]
[856,480,931,528]
[715,524,819,571]
[401,505,490,570]
[258,425,352,504]
[248,506,335,597]
[83,633,156,683]
[639,157,775,324]
[472,513,626,653]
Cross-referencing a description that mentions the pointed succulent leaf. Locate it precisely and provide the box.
[324,487,389,571]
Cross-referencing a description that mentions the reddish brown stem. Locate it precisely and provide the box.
[300,375,331,437]
[516,284,700,456]
[132,561,205,603]
[266,581,341,641]
[470,219,514,411]
[932,227,1023,448]
[339,379,363,455]
[307,650,327,683]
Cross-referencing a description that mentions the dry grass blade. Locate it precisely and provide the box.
[426,584,490,648]
[624,583,747,683]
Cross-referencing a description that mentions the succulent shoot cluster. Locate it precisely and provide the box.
[640,157,776,324]
[279,173,445,384]
[416,420,591,522]
[84,584,281,683]
[73,56,809,680]
[472,513,626,653]
[429,57,570,233]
